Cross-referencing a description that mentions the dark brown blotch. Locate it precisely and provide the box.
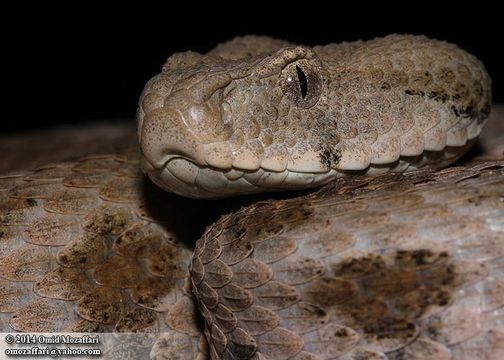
[326,249,459,342]
[333,253,386,278]
[319,148,342,169]
[394,249,448,268]
[304,277,358,308]
[364,318,416,340]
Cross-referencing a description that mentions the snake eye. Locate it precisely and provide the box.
[296,65,308,99]
[280,59,322,108]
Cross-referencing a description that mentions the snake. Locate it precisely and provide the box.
[0,35,502,360]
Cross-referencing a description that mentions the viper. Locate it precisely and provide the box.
[0,35,502,359]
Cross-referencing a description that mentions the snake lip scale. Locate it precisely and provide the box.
[0,34,501,360]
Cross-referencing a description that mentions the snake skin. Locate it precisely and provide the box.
[138,35,491,198]
[192,160,504,360]
[1,153,503,359]
[0,152,210,358]
[0,36,502,360]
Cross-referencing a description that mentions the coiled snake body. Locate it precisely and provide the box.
[0,35,502,359]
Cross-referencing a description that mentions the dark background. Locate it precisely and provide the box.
[5,5,502,133]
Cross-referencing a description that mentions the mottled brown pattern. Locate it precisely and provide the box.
[138,35,491,198]
[193,161,503,359]
[0,36,502,360]
[0,154,502,358]
[0,154,211,358]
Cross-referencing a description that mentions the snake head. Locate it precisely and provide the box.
[138,35,491,199]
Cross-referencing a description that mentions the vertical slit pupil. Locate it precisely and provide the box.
[296,65,308,99]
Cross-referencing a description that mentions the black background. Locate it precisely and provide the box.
[4,5,502,133]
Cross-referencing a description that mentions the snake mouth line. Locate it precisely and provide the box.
[145,140,474,199]
[144,155,337,199]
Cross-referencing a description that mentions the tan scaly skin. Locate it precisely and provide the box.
[0,36,501,360]
[192,161,504,360]
[138,35,491,198]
